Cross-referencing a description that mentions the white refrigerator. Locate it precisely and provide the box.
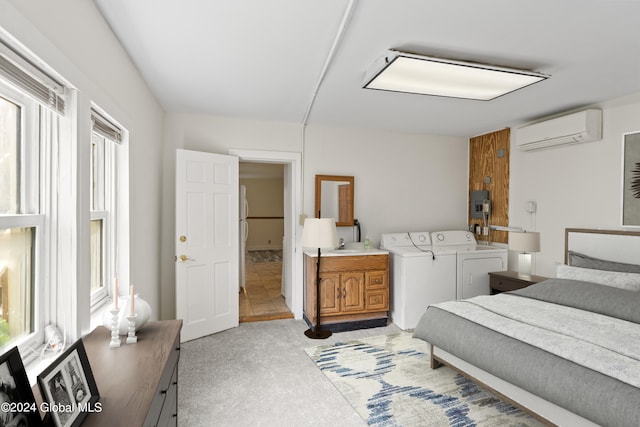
[239,185,249,291]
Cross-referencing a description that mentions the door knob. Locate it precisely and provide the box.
[178,255,195,262]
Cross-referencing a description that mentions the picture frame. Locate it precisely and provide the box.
[37,339,99,427]
[622,131,640,226]
[0,347,43,426]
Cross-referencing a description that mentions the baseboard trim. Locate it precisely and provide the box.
[303,314,388,333]
[240,312,293,323]
[246,247,283,251]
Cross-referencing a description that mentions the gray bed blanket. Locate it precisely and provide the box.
[413,278,640,426]
[510,278,640,324]
[428,293,640,387]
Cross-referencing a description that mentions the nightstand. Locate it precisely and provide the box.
[489,270,548,294]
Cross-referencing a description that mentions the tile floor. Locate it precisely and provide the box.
[239,256,293,322]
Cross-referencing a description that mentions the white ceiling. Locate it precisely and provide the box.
[94,0,640,137]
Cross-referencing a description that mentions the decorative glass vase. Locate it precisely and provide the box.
[102,294,152,335]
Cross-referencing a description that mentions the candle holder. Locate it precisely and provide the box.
[102,294,151,335]
[109,308,121,348]
[126,314,138,344]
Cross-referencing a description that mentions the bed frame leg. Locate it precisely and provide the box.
[430,344,443,369]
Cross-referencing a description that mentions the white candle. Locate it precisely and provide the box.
[114,277,119,309]
[130,284,135,316]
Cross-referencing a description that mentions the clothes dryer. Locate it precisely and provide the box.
[431,230,508,299]
[381,232,457,330]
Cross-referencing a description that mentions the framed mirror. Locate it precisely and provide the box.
[315,175,354,226]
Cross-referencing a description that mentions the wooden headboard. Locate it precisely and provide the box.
[565,228,640,265]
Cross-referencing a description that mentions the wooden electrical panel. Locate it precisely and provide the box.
[468,128,510,244]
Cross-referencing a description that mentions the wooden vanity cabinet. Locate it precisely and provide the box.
[304,253,389,331]
[365,270,388,311]
[319,272,365,314]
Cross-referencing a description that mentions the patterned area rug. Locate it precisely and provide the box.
[246,249,282,263]
[305,332,544,427]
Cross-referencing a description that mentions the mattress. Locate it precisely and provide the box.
[413,279,640,427]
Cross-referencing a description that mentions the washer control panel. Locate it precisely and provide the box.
[431,230,477,246]
[381,232,431,248]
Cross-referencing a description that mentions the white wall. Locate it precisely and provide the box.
[241,178,285,250]
[509,92,640,277]
[303,125,469,246]
[161,114,468,319]
[1,0,164,334]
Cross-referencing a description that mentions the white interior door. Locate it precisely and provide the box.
[176,149,239,342]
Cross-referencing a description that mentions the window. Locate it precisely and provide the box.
[90,110,122,309]
[0,29,129,358]
[0,35,69,354]
[0,84,43,350]
[0,94,20,214]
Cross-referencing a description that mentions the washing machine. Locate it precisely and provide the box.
[431,230,508,300]
[380,232,457,330]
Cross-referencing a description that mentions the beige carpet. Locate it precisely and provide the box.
[178,318,402,426]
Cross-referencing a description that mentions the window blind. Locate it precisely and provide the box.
[0,41,66,115]
[91,109,123,143]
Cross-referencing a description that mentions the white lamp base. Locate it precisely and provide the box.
[517,252,532,279]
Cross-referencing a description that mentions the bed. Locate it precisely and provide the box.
[413,228,640,427]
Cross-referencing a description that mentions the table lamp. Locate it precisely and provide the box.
[509,231,541,279]
[301,218,338,339]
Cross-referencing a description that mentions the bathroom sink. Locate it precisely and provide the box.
[345,242,365,250]
[324,248,388,256]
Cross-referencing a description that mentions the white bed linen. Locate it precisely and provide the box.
[433,294,640,388]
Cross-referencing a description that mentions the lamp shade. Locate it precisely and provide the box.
[509,231,540,253]
[301,218,338,249]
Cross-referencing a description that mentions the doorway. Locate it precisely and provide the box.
[238,162,293,322]
[230,149,303,321]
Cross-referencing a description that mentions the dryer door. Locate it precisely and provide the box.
[460,257,505,299]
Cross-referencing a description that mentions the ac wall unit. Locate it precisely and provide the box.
[514,109,602,152]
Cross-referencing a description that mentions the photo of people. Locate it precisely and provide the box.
[43,351,91,427]
[46,372,72,427]
[0,360,29,427]
[38,340,98,427]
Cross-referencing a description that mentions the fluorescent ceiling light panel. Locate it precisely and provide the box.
[363,52,548,100]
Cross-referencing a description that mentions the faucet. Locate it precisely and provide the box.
[339,238,345,249]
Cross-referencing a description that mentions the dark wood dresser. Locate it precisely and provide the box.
[35,320,182,426]
[489,270,548,294]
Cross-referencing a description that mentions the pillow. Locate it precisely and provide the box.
[556,264,640,291]
[567,250,640,274]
